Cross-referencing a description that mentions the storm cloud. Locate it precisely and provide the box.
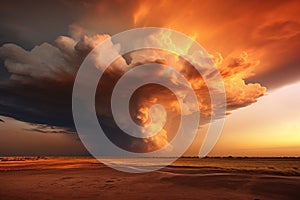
[0,26,266,152]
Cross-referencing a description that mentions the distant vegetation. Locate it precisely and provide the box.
[180,156,300,159]
[0,156,45,162]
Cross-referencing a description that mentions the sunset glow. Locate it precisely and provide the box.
[0,0,299,157]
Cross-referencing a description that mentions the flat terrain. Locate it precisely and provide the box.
[0,157,299,200]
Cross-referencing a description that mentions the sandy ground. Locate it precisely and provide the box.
[0,157,299,200]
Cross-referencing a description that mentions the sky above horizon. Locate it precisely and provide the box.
[0,0,299,156]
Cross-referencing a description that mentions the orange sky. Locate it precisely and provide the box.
[72,0,300,156]
[0,0,299,156]
[70,0,300,89]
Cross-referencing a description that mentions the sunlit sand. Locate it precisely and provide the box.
[1,157,299,200]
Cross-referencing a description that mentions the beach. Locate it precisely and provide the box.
[0,157,299,200]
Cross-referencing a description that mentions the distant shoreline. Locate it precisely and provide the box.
[1,156,300,162]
